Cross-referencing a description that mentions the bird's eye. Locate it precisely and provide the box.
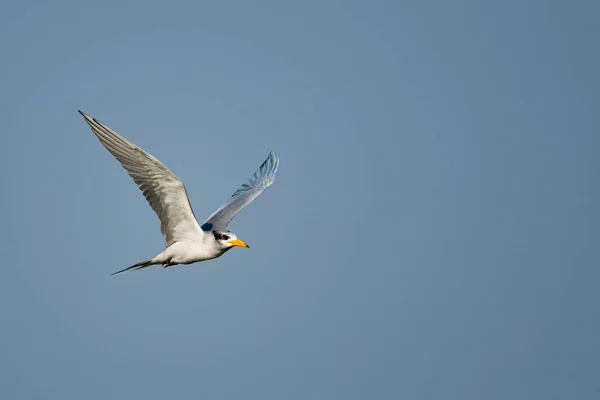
[222,235,230,241]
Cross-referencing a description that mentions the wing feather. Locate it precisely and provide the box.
[203,152,279,231]
[79,111,204,246]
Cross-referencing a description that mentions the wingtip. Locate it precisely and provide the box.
[78,110,92,121]
[269,151,279,165]
[270,151,280,170]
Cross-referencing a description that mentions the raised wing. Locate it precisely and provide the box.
[202,151,279,231]
[79,111,204,246]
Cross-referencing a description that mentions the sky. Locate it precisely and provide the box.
[1,0,598,399]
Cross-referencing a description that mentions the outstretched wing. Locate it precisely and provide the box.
[79,111,204,246]
[202,151,279,231]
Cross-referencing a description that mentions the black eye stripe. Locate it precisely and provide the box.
[213,232,230,241]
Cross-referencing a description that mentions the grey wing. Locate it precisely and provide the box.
[79,111,204,246]
[202,151,279,231]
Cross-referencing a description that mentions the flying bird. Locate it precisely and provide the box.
[79,111,279,275]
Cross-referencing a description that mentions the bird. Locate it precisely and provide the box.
[78,111,279,275]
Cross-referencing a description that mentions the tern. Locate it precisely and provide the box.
[79,111,279,275]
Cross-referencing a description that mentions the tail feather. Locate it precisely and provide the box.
[111,259,154,276]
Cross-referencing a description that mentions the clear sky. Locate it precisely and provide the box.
[1,0,598,399]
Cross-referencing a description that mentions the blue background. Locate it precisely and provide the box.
[1,0,598,398]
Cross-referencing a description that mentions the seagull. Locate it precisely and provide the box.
[79,111,279,275]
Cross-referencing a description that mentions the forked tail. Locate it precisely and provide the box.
[111,259,155,276]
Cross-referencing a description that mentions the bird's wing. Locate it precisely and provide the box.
[79,111,204,246]
[202,151,279,231]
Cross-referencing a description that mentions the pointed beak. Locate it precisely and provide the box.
[228,238,249,248]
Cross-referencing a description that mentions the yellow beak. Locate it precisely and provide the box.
[228,238,249,248]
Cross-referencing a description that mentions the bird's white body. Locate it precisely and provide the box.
[152,236,224,265]
[78,110,279,275]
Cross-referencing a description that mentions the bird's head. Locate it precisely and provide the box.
[212,230,249,250]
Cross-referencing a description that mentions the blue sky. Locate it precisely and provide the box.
[1,0,599,399]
